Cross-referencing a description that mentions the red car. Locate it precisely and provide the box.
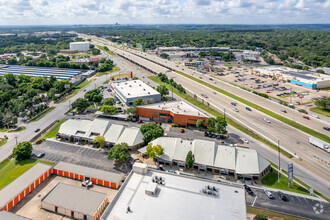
[180,129,185,133]
[138,120,143,124]
[303,115,310,120]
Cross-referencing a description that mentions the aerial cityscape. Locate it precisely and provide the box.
[0,1,329,220]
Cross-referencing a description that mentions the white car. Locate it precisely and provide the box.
[264,118,270,123]
[311,115,320,119]
[82,179,93,187]
[241,138,249,144]
[233,108,239,112]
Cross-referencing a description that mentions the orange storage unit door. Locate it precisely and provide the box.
[97,179,103,185]
[48,169,51,175]
[7,200,13,210]
[104,181,110,187]
[75,174,79,179]
[53,169,58,174]
[2,206,7,211]
[30,183,34,190]
[35,179,39,186]
[14,195,19,205]
[70,173,74,178]
[40,175,44,182]
[25,187,30,195]
[58,170,63,176]
[111,182,117,189]
[80,175,84,180]
[44,172,48,179]
[91,178,96,184]
[64,171,69,177]
[20,191,25,200]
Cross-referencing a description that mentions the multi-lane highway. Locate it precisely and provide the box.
[82,34,330,198]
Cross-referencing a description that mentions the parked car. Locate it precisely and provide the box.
[82,179,93,187]
[233,108,239,112]
[281,109,287,113]
[244,184,254,196]
[138,119,143,124]
[277,191,288,201]
[264,118,270,123]
[245,107,251,111]
[323,126,330,131]
[303,115,310,120]
[158,166,165,171]
[37,152,45,158]
[35,128,40,132]
[264,189,275,199]
[241,138,249,144]
[180,129,185,133]
[204,131,208,137]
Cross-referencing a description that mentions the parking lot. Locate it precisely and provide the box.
[33,140,131,174]
[245,187,330,219]
[10,175,117,220]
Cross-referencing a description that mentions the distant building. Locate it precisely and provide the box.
[243,50,259,61]
[255,66,330,89]
[156,46,230,54]
[101,163,247,220]
[151,137,271,180]
[110,80,161,105]
[59,49,78,54]
[70,42,90,52]
[135,101,209,126]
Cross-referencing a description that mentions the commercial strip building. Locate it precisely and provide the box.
[135,101,209,126]
[101,163,246,220]
[57,119,144,150]
[53,162,123,189]
[150,137,271,180]
[0,211,30,220]
[41,183,108,220]
[254,66,330,89]
[0,163,52,211]
[110,80,161,105]
[70,42,90,52]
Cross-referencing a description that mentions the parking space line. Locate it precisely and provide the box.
[252,196,257,206]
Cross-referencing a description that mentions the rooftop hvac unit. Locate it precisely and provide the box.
[143,89,146,91]
[128,93,130,95]
[129,85,132,87]
[148,92,150,94]
[139,84,141,86]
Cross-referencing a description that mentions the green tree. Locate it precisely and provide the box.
[205,118,216,132]
[104,97,115,106]
[93,135,105,149]
[145,143,164,158]
[316,69,325,74]
[254,215,268,220]
[215,116,227,134]
[133,97,143,106]
[107,143,130,162]
[71,98,90,113]
[101,105,119,114]
[12,141,32,161]
[196,119,204,130]
[185,151,195,169]
[156,85,169,97]
[126,107,136,115]
[160,53,169,59]
[140,122,164,143]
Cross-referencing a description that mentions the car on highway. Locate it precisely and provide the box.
[323,126,330,131]
[35,128,40,132]
[199,76,203,79]
[180,129,185,133]
[277,191,288,201]
[37,152,45,158]
[264,118,270,123]
[281,109,287,113]
[213,91,216,94]
[264,189,275,199]
[303,115,310,120]
[244,184,254,196]
[233,108,239,112]
[83,89,86,92]
[231,101,237,106]
[311,114,319,119]
[245,107,251,111]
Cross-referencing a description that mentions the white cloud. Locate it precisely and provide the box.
[0,0,328,24]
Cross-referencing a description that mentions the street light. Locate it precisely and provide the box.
[278,140,281,183]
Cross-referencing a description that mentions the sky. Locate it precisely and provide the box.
[0,0,329,25]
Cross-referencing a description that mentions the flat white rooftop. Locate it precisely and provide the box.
[102,169,246,220]
[137,101,208,117]
[111,80,160,99]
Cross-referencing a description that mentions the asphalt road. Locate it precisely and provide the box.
[82,34,330,198]
[245,187,330,219]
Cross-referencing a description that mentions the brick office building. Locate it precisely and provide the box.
[135,101,209,126]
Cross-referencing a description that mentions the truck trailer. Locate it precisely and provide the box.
[309,137,330,153]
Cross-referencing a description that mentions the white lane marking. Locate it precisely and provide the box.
[252,196,257,206]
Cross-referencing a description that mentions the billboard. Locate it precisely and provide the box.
[288,162,294,186]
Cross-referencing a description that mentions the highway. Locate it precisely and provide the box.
[82,34,330,198]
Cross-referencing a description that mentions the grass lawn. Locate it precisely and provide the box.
[0,128,8,132]
[175,71,330,143]
[148,75,292,158]
[262,169,310,195]
[42,119,66,139]
[8,126,26,133]
[247,206,305,220]
[96,45,115,55]
[310,107,330,117]
[0,158,55,190]
[29,107,55,122]
[95,65,121,77]
[0,138,7,147]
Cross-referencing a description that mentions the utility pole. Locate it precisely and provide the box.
[278,140,280,183]
[172,87,174,101]
[15,135,18,145]
[224,108,226,120]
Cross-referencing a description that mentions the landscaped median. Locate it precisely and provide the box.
[148,75,293,159]
[35,119,66,143]
[0,158,55,190]
[175,71,330,143]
